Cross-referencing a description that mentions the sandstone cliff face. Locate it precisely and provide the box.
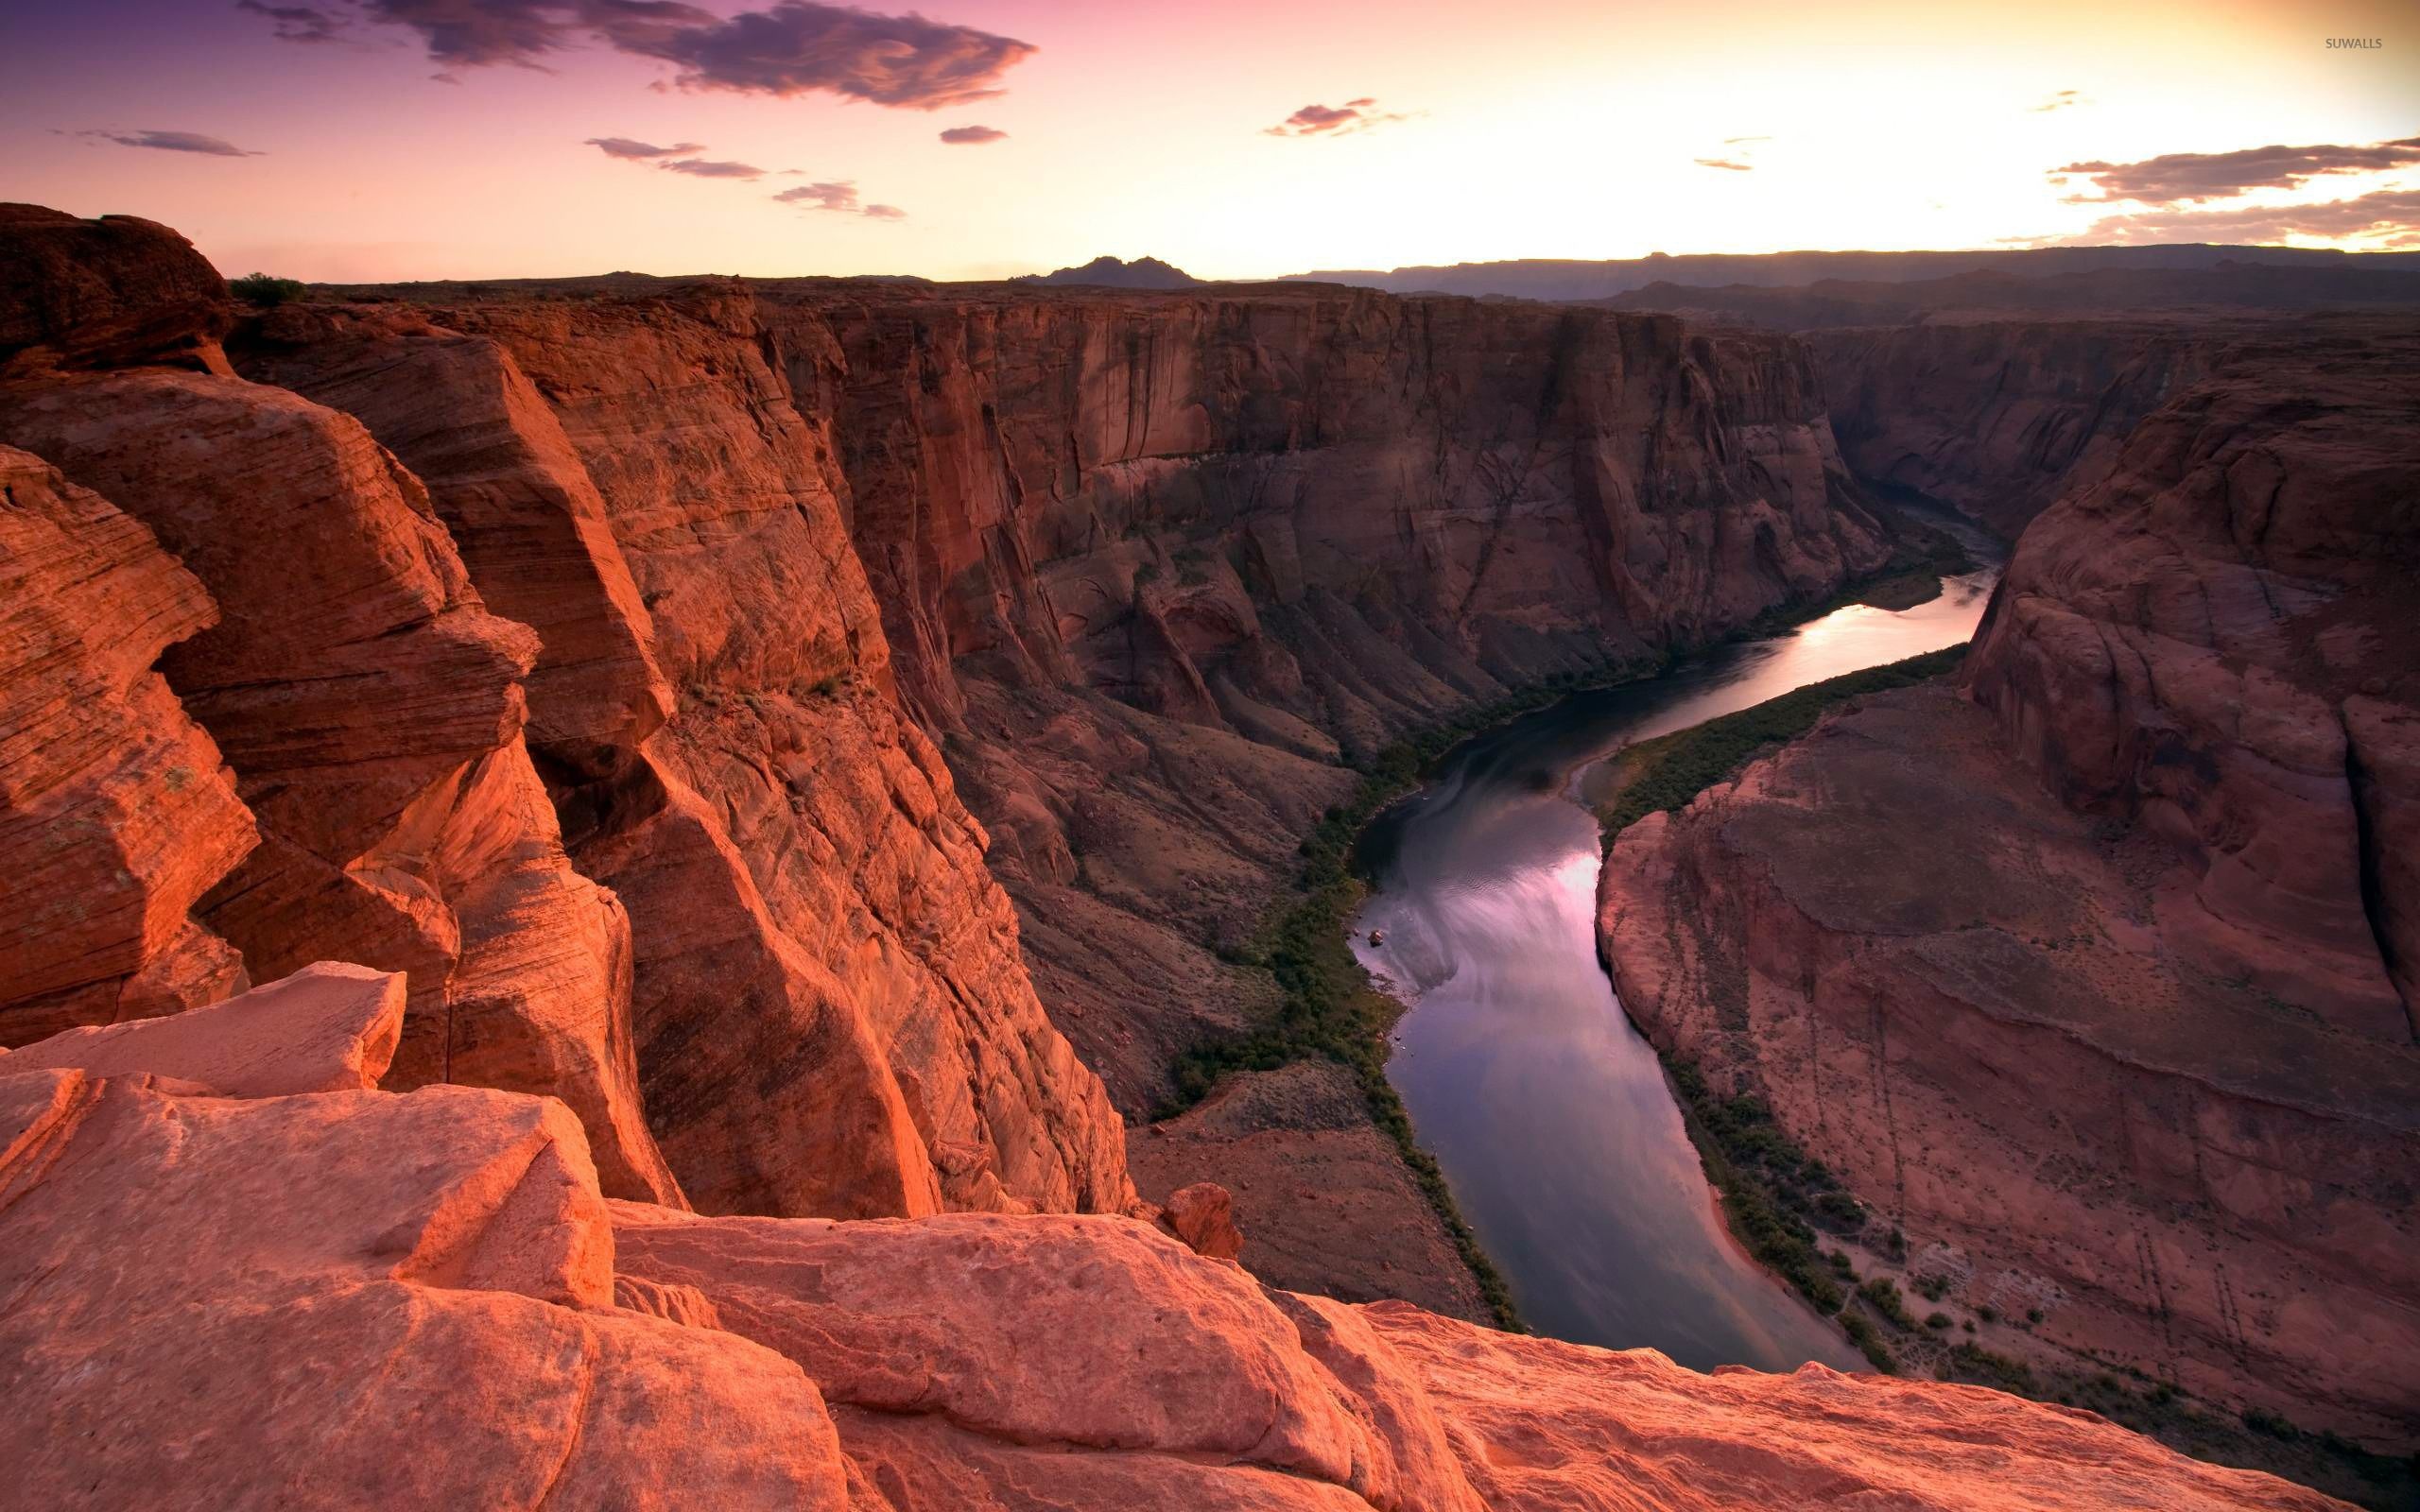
[1811,321,2215,538]
[233,295,1133,1222]
[0,970,2349,1512]
[1598,323,2420,1446]
[0,445,254,1040]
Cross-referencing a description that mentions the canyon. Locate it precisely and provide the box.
[0,199,2405,1508]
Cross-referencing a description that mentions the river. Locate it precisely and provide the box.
[1351,517,2005,1371]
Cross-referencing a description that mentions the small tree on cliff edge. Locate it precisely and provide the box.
[231,272,306,308]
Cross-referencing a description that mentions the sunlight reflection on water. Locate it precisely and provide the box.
[1350,543,2002,1372]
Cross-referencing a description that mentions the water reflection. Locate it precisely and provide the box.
[1352,526,2002,1372]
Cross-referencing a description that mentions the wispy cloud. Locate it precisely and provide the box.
[2052,133,2420,205]
[1694,157,1753,172]
[234,0,349,43]
[1264,96,1410,138]
[660,158,768,180]
[940,124,1007,145]
[1722,134,1771,145]
[585,136,706,159]
[68,129,263,157]
[772,180,903,217]
[2026,185,2420,249]
[262,1,1036,109]
[2031,89,2085,112]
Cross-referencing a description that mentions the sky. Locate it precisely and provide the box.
[1,0,2414,282]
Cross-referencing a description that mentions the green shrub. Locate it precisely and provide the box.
[1841,1312,1897,1374]
[1859,1276,1915,1330]
[230,272,306,308]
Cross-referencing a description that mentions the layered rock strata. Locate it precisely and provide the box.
[233,297,1132,1221]
[290,282,1891,1122]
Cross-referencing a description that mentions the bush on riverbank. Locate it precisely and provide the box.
[1595,644,1969,845]
[1661,1057,1852,1314]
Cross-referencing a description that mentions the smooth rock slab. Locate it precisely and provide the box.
[0,960,403,1095]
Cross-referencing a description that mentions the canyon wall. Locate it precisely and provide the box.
[1599,319,2420,1446]
[0,964,2347,1511]
[1808,321,2217,538]
[278,278,1889,1130]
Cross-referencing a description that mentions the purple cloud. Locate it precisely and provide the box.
[234,0,349,43]
[72,129,263,157]
[774,180,861,209]
[772,180,902,217]
[2053,133,2420,205]
[660,158,768,179]
[586,135,708,159]
[282,1,1035,109]
[940,124,1007,145]
[2029,185,2420,249]
[1264,96,1409,138]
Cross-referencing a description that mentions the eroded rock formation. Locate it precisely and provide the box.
[0,444,254,1040]
[1599,322,2420,1446]
[0,968,2349,1511]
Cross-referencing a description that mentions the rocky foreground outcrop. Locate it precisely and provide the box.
[0,966,2344,1510]
[1599,321,2420,1446]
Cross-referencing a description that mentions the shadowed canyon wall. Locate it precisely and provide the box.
[1599,320,2420,1447]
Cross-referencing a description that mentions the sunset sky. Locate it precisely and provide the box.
[2,0,2413,282]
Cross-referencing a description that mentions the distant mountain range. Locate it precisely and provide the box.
[1280,243,2420,301]
[1011,255,1200,289]
[1600,259,2420,329]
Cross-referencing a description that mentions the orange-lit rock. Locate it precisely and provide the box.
[0,202,232,374]
[0,341,678,1205]
[1161,1178,1246,1260]
[0,959,401,1094]
[618,1190,2342,1512]
[233,292,1135,1222]
[0,444,254,1042]
[0,1068,849,1510]
[0,974,2354,1511]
